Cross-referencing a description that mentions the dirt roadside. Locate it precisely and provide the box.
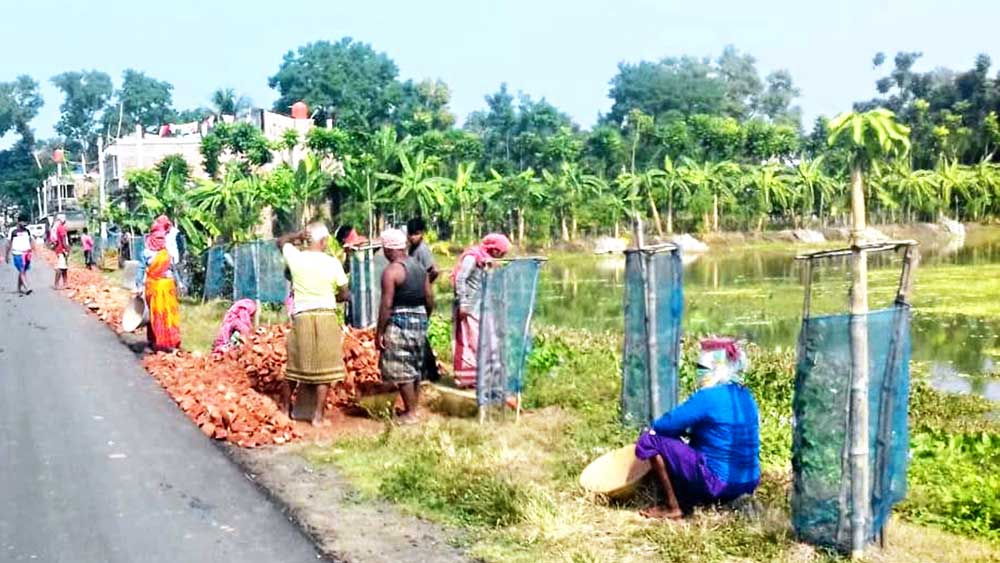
[229,443,474,563]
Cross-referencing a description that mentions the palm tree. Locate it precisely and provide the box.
[826,108,910,559]
[211,88,252,116]
[544,162,605,241]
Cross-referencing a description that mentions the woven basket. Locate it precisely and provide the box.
[579,444,651,499]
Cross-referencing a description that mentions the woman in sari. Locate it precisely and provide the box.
[135,215,181,352]
[450,233,511,388]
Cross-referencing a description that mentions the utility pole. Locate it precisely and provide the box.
[57,161,63,212]
[98,136,107,238]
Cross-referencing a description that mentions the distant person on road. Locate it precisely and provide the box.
[377,229,434,423]
[135,215,182,352]
[635,338,760,520]
[52,214,70,289]
[5,215,34,295]
[278,223,350,427]
[450,233,511,388]
[81,228,95,270]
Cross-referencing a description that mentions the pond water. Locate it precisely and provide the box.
[528,227,1000,401]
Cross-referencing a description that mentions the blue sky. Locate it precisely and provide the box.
[2,0,999,142]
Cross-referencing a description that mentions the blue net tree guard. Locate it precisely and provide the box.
[621,244,684,427]
[232,240,290,304]
[203,245,230,300]
[792,242,917,552]
[347,244,387,328]
[476,258,545,413]
[128,236,145,262]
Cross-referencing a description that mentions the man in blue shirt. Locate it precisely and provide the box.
[636,338,761,519]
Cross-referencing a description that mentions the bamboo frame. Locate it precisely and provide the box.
[799,239,919,554]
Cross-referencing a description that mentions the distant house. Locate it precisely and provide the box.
[103,106,317,189]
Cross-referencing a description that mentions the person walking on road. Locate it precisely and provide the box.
[5,215,34,295]
[377,229,434,423]
[81,228,95,270]
[52,214,70,289]
[135,215,182,352]
[278,223,350,427]
[450,233,511,388]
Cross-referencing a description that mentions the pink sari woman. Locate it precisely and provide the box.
[450,234,511,388]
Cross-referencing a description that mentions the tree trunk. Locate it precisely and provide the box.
[648,191,664,237]
[561,214,569,242]
[518,208,526,246]
[847,164,871,559]
[712,193,720,232]
[667,191,674,234]
[571,215,578,241]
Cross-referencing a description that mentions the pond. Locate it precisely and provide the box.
[527,227,1000,401]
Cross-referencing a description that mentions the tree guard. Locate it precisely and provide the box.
[792,241,917,553]
[620,243,684,427]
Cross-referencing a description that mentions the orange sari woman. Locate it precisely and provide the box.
[137,216,181,351]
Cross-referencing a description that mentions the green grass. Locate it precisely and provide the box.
[305,326,999,562]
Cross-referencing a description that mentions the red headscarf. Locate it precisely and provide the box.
[451,233,512,284]
[146,215,172,252]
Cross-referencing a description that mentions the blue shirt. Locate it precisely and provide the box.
[651,383,761,486]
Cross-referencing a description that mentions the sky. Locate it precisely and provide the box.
[2,0,1000,143]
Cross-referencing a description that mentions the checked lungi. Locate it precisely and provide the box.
[380,306,429,385]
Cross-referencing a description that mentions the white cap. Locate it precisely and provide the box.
[307,223,330,243]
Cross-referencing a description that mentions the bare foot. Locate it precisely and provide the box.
[640,506,684,520]
[396,413,419,425]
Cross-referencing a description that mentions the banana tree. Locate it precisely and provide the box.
[788,156,835,226]
[376,150,449,220]
[543,162,603,241]
[680,158,738,232]
[661,156,691,234]
[742,163,792,231]
[616,168,666,236]
[826,108,910,558]
[266,153,333,229]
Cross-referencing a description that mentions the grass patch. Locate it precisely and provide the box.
[308,326,999,561]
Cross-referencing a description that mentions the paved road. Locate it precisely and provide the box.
[0,260,324,563]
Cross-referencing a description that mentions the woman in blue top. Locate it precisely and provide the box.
[637,338,761,520]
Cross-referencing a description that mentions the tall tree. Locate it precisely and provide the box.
[103,70,175,136]
[51,70,113,159]
[606,56,727,124]
[0,76,45,213]
[716,45,763,119]
[268,38,401,128]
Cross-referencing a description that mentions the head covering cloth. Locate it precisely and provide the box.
[696,337,748,388]
[380,228,407,250]
[450,233,512,284]
[146,215,172,252]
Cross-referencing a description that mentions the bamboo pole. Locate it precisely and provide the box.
[848,165,871,559]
